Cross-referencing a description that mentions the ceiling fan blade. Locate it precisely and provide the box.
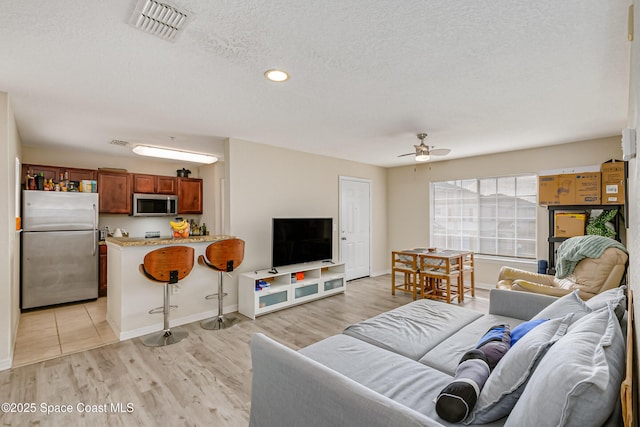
[430,148,451,156]
[397,153,415,157]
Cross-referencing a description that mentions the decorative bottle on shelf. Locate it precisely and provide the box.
[35,173,45,191]
[25,170,33,190]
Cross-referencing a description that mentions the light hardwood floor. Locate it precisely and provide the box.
[0,275,489,426]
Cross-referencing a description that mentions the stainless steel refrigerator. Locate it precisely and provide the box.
[21,190,99,309]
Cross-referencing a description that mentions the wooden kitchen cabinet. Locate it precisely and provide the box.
[98,170,132,214]
[178,177,203,214]
[67,168,97,182]
[23,164,97,183]
[23,164,60,181]
[133,174,177,195]
[99,244,107,297]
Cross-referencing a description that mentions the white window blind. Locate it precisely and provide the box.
[430,175,537,259]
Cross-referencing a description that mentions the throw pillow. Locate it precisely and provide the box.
[585,285,626,321]
[504,306,626,427]
[532,290,591,322]
[509,319,548,346]
[463,314,573,425]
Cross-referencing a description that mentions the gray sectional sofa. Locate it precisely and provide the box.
[249,288,627,427]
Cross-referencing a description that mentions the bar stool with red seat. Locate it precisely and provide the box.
[199,238,245,330]
[139,245,194,347]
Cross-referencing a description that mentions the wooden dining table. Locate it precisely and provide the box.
[392,248,475,303]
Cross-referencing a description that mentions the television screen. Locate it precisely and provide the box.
[272,218,333,267]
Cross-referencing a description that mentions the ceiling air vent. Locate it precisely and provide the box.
[130,0,188,41]
[110,139,129,147]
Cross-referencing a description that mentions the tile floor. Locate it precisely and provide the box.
[12,298,118,368]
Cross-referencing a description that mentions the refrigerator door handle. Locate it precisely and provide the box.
[92,203,97,256]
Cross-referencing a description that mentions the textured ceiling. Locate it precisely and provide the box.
[0,0,632,167]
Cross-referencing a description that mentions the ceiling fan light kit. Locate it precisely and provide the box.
[397,133,451,162]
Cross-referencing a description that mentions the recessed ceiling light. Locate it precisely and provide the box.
[264,69,289,82]
[133,145,218,164]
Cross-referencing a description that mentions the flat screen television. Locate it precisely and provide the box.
[272,218,333,268]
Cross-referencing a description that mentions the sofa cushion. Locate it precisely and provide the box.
[585,285,626,321]
[419,314,525,376]
[250,333,441,427]
[504,306,626,427]
[343,299,483,360]
[300,334,505,427]
[531,290,591,322]
[509,318,548,346]
[464,314,573,424]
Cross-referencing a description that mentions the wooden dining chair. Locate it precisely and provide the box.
[419,254,461,304]
[391,251,420,300]
[458,252,475,302]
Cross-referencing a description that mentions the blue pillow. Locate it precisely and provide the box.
[510,319,548,346]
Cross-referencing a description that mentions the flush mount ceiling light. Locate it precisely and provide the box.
[130,0,189,41]
[264,69,290,82]
[133,145,218,164]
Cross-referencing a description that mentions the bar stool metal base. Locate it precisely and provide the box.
[143,328,188,347]
[201,270,240,331]
[201,315,239,330]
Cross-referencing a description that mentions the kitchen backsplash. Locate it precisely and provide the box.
[99,214,203,238]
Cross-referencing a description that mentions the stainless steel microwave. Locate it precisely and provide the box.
[132,193,178,216]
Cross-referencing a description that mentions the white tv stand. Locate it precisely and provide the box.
[238,261,346,319]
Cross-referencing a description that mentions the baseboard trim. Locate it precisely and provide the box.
[115,304,240,341]
[0,357,12,371]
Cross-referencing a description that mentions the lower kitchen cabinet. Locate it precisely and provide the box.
[99,244,107,297]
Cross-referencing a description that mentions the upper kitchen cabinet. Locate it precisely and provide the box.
[67,168,97,182]
[98,170,132,214]
[23,164,60,181]
[177,178,203,214]
[133,174,177,195]
[23,164,97,183]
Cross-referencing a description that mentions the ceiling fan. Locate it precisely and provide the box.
[398,133,451,162]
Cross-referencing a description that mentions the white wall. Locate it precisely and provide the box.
[625,0,639,390]
[388,136,623,286]
[0,92,22,370]
[225,138,388,287]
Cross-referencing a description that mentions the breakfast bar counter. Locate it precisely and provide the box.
[105,235,236,340]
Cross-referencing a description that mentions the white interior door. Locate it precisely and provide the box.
[339,177,371,281]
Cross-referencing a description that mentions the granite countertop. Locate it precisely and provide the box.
[105,235,235,247]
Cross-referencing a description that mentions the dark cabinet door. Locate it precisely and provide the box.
[156,176,177,194]
[178,178,203,214]
[132,174,156,194]
[23,164,97,184]
[98,171,132,214]
[67,168,97,182]
[24,164,60,182]
[133,174,177,194]
[99,244,107,297]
